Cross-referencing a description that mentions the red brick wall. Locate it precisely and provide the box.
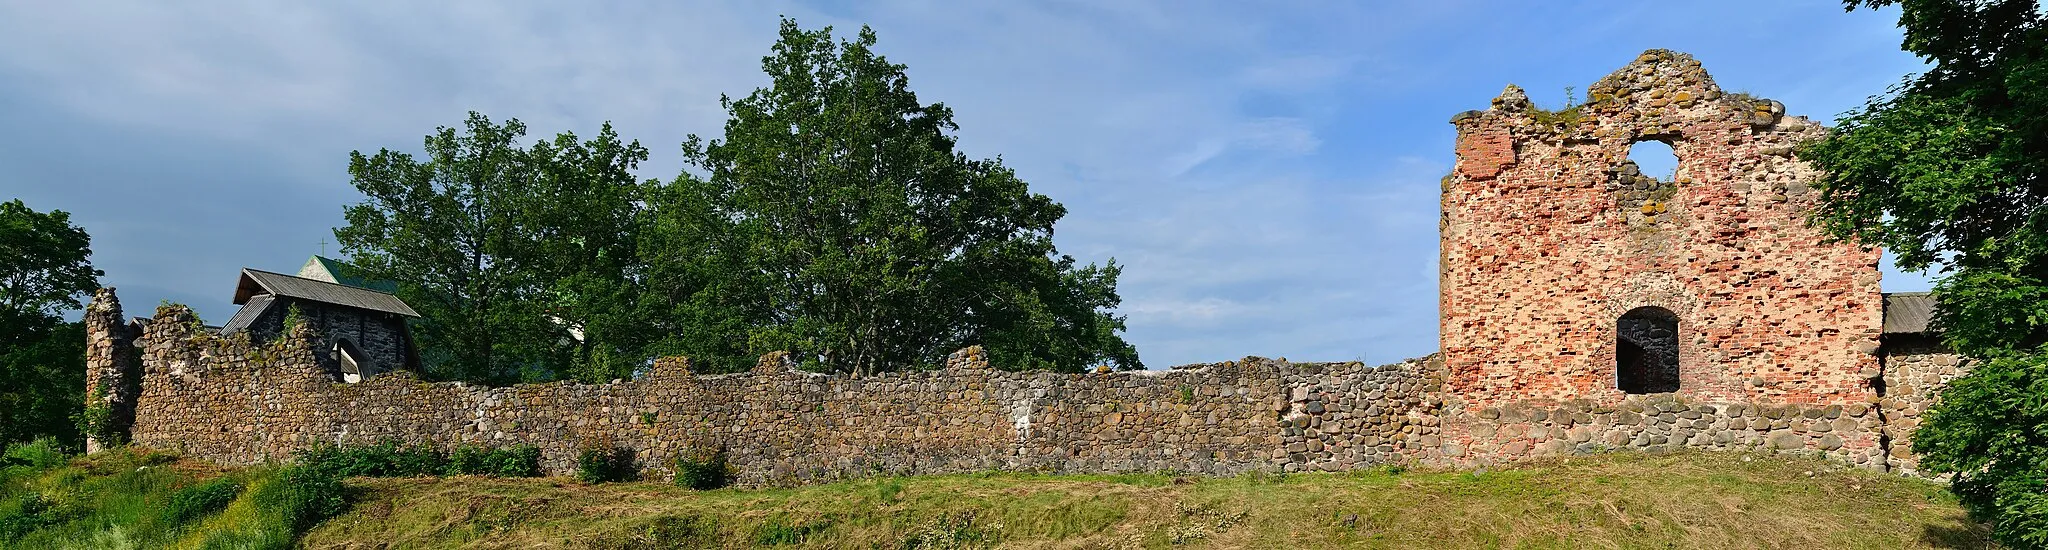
[1440,50,1884,411]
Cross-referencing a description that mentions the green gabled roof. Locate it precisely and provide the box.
[298,255,399,293]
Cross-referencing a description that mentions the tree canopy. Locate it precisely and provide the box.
[1,199,99,328]
[336,20,1137,382]
[336,114,653,384]
[0,199,99,447]
[653,19,1139,374]
[1802,1,2048,546]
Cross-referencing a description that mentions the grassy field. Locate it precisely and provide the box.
[302,451,1989,549]
[0,442,1995,549]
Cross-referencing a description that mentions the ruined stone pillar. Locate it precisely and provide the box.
[83,287,141,453]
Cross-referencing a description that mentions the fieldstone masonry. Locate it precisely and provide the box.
[86,50,1968,482]
[1878,336,1970,472]
[97,295,1440,484]
[82,289,142,454]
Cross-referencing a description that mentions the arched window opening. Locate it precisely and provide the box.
[1627,139,1678,181]
[1617,306,1680,393]
[336,339,366,383]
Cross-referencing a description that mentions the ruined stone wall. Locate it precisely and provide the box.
[1440,50,1885,415]
[88,290,1942,480]
[108,298,1440,484]
[82,288,141,453]
[1428,394,1889,469]
[1878,337,1969,473]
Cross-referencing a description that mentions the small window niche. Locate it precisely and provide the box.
[1616,306,1680,394]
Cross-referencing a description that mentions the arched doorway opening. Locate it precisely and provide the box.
[1617,306,1680,393]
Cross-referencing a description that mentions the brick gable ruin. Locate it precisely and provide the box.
[1441,49,1887,409]
[83,50,1965,482]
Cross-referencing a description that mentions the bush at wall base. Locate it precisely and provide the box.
[673,448,731,490]
[576,446,638,484]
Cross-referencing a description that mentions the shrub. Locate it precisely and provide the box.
[486,445,542,478]
[0,493,60,542]
[1915,352,2048,548]
[446,443,487,476]
[295,439,446,478]
[193,465,351,548]
[673,447,731,490]
[159,476,243,527]
[387,442,447,476]
[446,443,542,478]
[251,465,348,534]
[72,383,124,448]
[3,438,69,468]
[577,446,637,484]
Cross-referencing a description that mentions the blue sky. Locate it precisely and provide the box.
[0,1,1932,368]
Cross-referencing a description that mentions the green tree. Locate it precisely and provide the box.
[336,113,653,384]
[1802,1,2048,546]
[521,124,656,383]
[651,19,1138,374]
[0,199,100,447]
[635,180,769,373]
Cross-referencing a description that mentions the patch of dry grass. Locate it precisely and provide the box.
[301,451,1990,549]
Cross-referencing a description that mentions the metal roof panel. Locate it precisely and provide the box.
[237,268,421,318]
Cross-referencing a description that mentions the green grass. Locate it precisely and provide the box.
[0,440,348,549]
[0,441,1995,549]
[300,451,1991,549]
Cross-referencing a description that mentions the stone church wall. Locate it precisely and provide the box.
[1440,50,1884,411]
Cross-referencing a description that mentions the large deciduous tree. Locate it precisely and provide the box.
[0,199,100,447]
[1802,1,2048,546]
[651,19,1139,374]
[336,114,653,384]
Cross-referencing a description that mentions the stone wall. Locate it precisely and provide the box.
[1440,50,1884,412]
[82,288,141,453]
[104,295,1444,484]
[89,289,1947,482]
[240,297,411,378]
[1430,393,1889,470]
[1878,337,1969,473]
